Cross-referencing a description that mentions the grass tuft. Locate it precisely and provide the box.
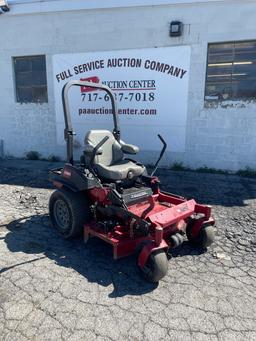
[236,167,256,178]
[196,166,229,175]
[25,151,41,160]
[48,154,61,162]
[169,162,190,171]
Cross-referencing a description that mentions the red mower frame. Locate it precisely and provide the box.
[49,80,215,282]
[84,186,214,269]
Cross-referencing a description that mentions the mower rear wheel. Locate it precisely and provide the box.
[186,223,215,248]
[141,250,168,283]
[49,188,91,239]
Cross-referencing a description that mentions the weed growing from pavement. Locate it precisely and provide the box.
[236,167,256,178]
[170,162,190,172]
[48,154,61,162]
[26,151,41,160]
[24,151,62,162]
[195,166,229,175]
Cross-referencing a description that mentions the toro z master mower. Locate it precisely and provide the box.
[49,80,215,282]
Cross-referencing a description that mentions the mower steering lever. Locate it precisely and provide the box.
[151,134,167,176]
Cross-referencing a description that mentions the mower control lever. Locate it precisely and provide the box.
[90,135,110,167]
[151,134,167,176]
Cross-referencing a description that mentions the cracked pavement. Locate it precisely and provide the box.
[0,160,256,340]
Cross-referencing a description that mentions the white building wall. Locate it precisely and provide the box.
[0,0,256,170]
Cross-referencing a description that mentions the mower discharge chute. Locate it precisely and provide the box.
[49,80,215,282]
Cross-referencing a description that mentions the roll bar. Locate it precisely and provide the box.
[62,80,120,165]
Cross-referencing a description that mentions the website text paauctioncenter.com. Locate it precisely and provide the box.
[78,107,157,116]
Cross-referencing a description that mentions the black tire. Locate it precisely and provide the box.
[141,250,168,283]
[49,188,92,239]
[186,223,215,248]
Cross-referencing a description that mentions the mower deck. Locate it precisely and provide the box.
[84,189,213,263]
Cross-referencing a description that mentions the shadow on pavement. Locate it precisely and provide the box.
[4,215,158,297]
[0,167,51,189]
[168,240,206,258]
[0,160,63,189]
[1,160,256,207]
[157,169,256,208]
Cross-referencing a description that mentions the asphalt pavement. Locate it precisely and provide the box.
[0,160,256,340]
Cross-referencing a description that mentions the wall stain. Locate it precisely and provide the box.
[204,99,256,109]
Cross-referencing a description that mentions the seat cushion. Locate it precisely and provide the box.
[84,130,123,166]
[95,160,145,181]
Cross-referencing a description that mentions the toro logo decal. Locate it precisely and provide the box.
[80,76,100,93]
[63,170,72,178]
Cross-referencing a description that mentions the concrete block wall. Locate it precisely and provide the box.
[0,0,256,170]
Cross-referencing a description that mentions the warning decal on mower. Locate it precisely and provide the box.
[53,46,191,156]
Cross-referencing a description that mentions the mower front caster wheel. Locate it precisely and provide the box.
[141,250,168,283]
[186,223,215,248]
[49,189,91,239]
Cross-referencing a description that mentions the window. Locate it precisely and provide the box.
[13,55,48,103]
[205,41,256,101]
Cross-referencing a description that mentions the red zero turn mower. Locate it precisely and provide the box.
[49,80,215,282]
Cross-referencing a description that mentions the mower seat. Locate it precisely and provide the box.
[84,130,145,181]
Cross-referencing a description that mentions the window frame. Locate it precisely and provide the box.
[204,40,256,102]
[13,54,48,104]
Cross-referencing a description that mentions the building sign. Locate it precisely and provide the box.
[53,46,191,153]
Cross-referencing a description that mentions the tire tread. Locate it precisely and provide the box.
[49,188,91,238]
